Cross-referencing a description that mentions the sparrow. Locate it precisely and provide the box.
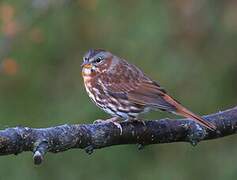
[81,49,216,133]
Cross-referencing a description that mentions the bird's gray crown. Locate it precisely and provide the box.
[84,49,106,60]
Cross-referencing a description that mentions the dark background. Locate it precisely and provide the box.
[0,0,237,179]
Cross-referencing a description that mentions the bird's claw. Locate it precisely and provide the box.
[131,119,146,126]
[111,121,123,135]
[93,117,123,135]
[93,119,104,124]
[139,120,146,126]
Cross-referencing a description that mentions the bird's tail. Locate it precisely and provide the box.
[163,94,216,131]
[175,106,216,131]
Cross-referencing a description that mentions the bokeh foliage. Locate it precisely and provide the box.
[0,0,237,179]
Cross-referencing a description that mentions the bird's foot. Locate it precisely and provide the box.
[94,117,123,135]
[93,119,104,124]
[126,119,146,126]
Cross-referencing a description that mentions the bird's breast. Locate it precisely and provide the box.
[84,81,97,105]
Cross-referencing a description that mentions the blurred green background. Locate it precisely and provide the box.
[0,0,237,179]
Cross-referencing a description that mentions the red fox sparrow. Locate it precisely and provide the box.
[81,49,216,132]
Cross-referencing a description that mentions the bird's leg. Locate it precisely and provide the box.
[94,117,123,135]
[93,119,104,124]
[137,119,146,126]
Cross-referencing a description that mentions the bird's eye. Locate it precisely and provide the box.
[94,57,103,63]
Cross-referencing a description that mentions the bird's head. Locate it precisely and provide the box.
[81,49,113,78]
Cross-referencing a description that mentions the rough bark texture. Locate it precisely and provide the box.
[0,106,236,165]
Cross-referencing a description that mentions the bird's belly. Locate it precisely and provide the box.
[84,82,150,119]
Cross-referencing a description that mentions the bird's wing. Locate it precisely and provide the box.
[104,73,177,112]
[105,79,216,131]
[127,81,177,111]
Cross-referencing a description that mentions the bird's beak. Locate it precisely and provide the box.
[81,61,92,68]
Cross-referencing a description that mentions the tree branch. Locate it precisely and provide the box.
[0,106,236,165]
